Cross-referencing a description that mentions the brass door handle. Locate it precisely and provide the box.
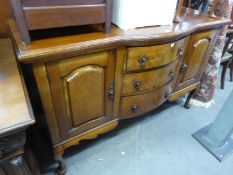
[134,80,142,90]
[138,55,148,68]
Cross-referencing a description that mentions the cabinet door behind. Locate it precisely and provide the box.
[46,51,115,140]
[175,30,218,90]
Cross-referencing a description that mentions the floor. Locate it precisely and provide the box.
[42,67,233,175]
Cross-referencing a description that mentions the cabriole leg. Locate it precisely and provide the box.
[229,59,233,82]
[184,89,197,109]
[54,147,66,175]
[221,61,230,89]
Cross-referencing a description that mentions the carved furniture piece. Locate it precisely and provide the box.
[8,9,230,175]
[9,0,112,45]
[0,39,35,175]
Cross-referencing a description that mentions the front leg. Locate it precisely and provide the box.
[184,89,197,109]
[54,147,67,175]
[229,59,233,82]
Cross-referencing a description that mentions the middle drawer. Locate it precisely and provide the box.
[122,60,178,95]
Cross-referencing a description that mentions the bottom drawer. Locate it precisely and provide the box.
[120,83,172,118]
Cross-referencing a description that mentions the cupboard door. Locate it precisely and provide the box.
[63,66,104,127]
[175,30,218,90]
[46,51,115,140]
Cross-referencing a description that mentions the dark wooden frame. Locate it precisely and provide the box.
[221,31,233,89]
[9,0,112,45]
[174,0,185,22]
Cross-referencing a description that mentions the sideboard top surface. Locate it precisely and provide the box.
[8,8,231,63]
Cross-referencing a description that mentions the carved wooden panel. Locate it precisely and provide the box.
[182,38,210,81]
[0,156,32,175]
[46,51,115,140]
[175,30,218,90]
[63,66,104,127]
[0,132,26,158]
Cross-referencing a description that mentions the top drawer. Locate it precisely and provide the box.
[125,40,184,71]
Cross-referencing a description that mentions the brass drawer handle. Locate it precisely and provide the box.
[134,80,142,90]
[177,47,184,57]
[169,70,175,80]
[138,55,148,68]
[131,105,138,113]
[180,61,188,72]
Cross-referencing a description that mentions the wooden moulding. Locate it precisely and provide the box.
[53,120,119,150]
[7,12,231,63]
[168,83,199,101]
[22,0,106,6]
[32,63,61,144]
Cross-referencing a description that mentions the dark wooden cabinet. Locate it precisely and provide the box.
[45,51,115,140]
[9,0,112,44]
[8,11,230,175]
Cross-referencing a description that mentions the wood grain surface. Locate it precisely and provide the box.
[8,8,231,64]
[0,0,12,38]
[0,39,34,136]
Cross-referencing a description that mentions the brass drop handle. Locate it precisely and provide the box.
[169,70,175,80]
[131,105,138,113]
[134,80,141,90]
[177,47,184,57]
[138,56,148,68]
[180,61,188,72]
[108,84,114,100]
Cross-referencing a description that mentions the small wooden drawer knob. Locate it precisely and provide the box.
[138,55,148,68]
[131,105,138,113]
[134,80,142,90]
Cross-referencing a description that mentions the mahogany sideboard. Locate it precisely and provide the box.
[8,10,230,175]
